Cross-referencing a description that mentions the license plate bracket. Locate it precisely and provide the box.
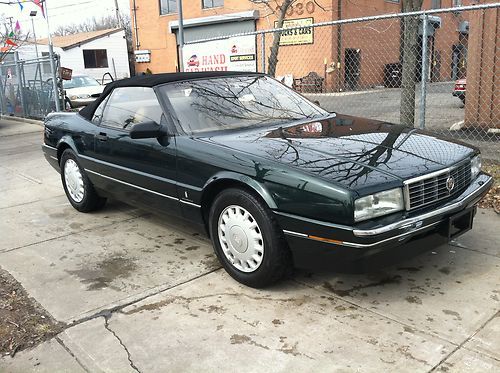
[448,208,474,240]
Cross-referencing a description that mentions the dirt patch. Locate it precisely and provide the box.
[479,160,500,213]
[0,268,63,357]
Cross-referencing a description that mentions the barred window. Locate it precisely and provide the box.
[160,0,177,15]
[202,0,223,9]
[431,0,441,9]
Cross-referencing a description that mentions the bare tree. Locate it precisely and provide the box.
[400,0,424,127]
[0,17,30,62]
[251,0,296,76]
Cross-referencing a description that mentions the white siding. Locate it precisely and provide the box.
[59,30,130,82]
[16,30,130,83]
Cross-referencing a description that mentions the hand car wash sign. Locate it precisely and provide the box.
[183,35,257,72]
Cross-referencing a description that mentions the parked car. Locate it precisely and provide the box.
[63,74,105,108]
[452,78,466,104]
[42,72,492,288]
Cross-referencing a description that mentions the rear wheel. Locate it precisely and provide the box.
[60,149,106,212]
[209,188,292,288]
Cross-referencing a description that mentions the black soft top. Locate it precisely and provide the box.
[79,71,264,120]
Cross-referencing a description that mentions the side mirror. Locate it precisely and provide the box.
[129,121,164,139]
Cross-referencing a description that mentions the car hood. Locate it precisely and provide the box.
[198,114,476,194]
[66,85,104,96]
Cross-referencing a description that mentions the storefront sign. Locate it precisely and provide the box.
[275,17,314,46]
[135,50,151,63]
[183,35,256,72]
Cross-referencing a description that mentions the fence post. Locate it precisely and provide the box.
[260,33,266,73]
[14,52,26,117]
[419,13,429,129]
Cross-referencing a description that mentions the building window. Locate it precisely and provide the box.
[202,0,223,9]
[431,0,441,8]
[83,49,109,68]
[453,0,463,6]
[160,0,177,14]
[41,51,51,74]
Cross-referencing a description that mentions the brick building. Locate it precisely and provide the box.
[129,0,476,91]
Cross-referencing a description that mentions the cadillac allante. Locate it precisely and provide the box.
[42,72,492,288]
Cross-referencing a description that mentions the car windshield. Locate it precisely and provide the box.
[63,76,100,89]
[160,76,328,134]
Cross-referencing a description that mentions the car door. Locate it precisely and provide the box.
[89,86,181,216]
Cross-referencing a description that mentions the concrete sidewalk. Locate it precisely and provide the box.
[0,118,498,372]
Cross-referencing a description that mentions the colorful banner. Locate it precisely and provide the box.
[182,35,257,73]
[275,18,314,46]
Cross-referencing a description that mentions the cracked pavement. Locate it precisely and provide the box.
[0,118,499,372]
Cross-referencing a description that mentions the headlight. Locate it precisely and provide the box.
[354,188,404,222]
[471,155,481,180]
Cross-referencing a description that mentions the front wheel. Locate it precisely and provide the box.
[60,149,106,212]
[209,188,292,288]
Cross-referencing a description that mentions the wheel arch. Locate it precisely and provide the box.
[56,137,78,164]
[200,172,278,231]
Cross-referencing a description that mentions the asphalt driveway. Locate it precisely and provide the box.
[0,118,498,372]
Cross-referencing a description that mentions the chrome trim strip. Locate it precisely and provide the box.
[80,154,202,192]
[283,230,308,238]
[180,199,202,208]
[86,169,178,202]
[283,221,441,248]
[42,144,57,151]
[354,174,492,237]
[50,156,58,161]
[403,167,452,186]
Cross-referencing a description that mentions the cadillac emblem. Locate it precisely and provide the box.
[446,176,455,192]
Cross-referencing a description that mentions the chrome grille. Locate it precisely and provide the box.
[404,161,471,210]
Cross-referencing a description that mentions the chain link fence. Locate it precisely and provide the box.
[185,3,499,161]
[0,53,60,120]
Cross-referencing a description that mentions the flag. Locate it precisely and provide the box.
[33,0,45,17]
[8,31,15,38]
[6,39,18,47]
[15,21,21,31]
[17,0,23,11]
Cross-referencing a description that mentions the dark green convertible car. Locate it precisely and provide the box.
[42,72,492,288]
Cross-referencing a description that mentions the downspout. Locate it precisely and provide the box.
[133,0,140,49]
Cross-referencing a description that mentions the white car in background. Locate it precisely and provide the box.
[63,75,105,108]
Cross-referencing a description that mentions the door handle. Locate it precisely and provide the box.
[96,132,108,141]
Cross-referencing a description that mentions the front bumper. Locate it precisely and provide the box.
[275,173,493,270]
[69,97,97,107]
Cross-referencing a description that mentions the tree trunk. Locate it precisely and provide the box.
[400,0,423,127]
[267,0,294,76]
[400,15,419,126]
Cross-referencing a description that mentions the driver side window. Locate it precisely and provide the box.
[100,87,163,130]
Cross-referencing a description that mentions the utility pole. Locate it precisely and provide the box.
[30,11,39,58]
[44,0,61,111]
[6,16,14,32]
[114,0,123,28]
[178,0,185,72]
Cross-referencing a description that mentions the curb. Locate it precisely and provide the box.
[0,115,44,127]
